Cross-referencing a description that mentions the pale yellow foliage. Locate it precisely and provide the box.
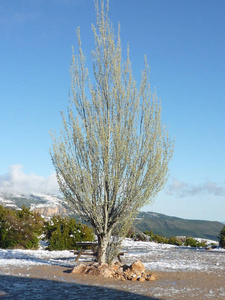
[51,0,174,263]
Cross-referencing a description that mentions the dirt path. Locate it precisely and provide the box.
[1,264,225,299]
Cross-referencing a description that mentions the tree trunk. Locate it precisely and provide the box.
[97,232,111,263]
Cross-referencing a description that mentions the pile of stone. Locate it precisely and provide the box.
[72,259,158,282]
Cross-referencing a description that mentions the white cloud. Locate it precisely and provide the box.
[166,178,225,198]
[0,165,59,195]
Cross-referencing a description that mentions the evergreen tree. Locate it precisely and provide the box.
[219,226,225,248]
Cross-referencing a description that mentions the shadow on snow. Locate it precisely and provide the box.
[0,274,161,300]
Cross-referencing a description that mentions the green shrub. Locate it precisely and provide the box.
[153,234,169,244]
[184,237,207,248]
[197,240,207,248]
[143,230,154,241]
[44,215,95,250]
[0,205,44,249]
[143,231,170,244]
[184,237,197,247]
[133,233,148,241]
[126,227,135,238]
[168,236,182,246]
[219,226,225,248]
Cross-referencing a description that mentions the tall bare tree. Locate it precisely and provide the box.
[51,0,174,264]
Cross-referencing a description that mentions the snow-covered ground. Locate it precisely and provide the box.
[0,238,224,275]
[1,239,225,299]
[122,239,225,272]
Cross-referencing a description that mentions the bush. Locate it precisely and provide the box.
[197,240,207,248]
[219,226,225,248]
[153,234,169,244]
[126,227,135,238]
[0,205,44,249]
[132,233,148,241]
[184,237,197,247]
[184,237,206,248]
[168,236,182,246]
[143,230,154,241]
[44,215,95,250]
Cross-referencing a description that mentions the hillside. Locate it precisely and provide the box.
[0,193,223,241]
[0,193,67,217]
[134,212,224,241]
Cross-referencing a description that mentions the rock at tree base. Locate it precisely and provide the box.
[146,274,158,281]
[71,264,87,274]
[71,260,158,282]
[131,276,137,281]
[138,277,145,282]
[131,260,145,275]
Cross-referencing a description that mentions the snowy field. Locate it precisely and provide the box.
[1,239,225,299]
[0,238,224,274]
[122,239,225,273]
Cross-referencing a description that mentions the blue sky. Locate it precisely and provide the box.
[0,0,225,221]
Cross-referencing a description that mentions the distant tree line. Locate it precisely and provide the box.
[127,229,218,248]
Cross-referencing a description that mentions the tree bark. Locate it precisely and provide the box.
[97,232,111,263]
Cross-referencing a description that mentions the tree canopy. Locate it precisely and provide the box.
[51,0,174,263]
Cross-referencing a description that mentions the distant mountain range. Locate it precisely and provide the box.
[0,193,223,241]
[134,212,223,241]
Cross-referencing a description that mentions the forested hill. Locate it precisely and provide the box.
[134,212,224,241]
